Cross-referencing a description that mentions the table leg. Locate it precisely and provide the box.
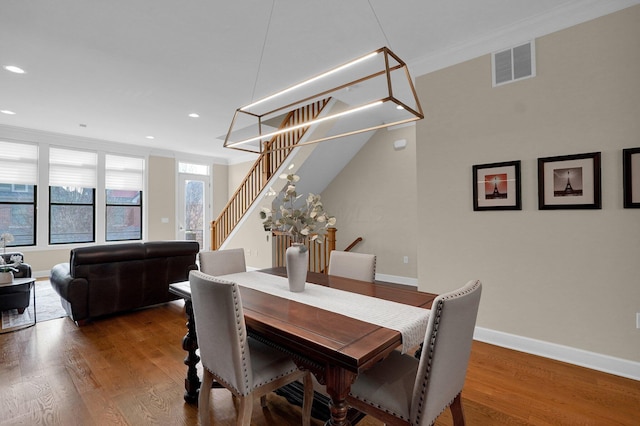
[181,299,200,403]
[323,365,357,426]
[32,280,36,324]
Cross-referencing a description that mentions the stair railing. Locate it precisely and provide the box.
[342,237,363,253]
[210,98,331,250]
[272,228,336,274]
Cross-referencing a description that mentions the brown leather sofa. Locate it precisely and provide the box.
[49,241,199,325]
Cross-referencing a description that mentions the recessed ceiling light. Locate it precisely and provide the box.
[188,113,200,118]
[146,135,155,139]
[0,110,16,115]
[4,65,25,74]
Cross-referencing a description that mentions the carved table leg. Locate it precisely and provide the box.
[323,365,357,426]
[181,299,200,403]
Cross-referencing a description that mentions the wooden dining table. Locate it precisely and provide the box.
[169,267,436,426]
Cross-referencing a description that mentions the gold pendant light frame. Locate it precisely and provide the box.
[223,47,423,154]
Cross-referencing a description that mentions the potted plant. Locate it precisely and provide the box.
[260,173,336,291]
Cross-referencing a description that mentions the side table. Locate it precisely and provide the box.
[0,277,37,333]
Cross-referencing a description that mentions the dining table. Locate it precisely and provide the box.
[169,267,436,426]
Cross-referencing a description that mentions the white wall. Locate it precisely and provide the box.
[321,125,418,282]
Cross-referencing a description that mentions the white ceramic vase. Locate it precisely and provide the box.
[286,243,308,292]
[0,271,13,284]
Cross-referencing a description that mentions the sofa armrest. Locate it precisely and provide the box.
[1,252,31,278]
[50,262,89,322]
[12,263,32,278]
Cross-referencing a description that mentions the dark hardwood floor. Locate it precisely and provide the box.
[1,300,638,425]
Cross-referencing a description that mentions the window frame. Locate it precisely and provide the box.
[105,189,143,241]
[0,184,38,247]
[48,186,96,245]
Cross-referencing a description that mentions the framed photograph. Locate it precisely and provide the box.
[473,160,521,211]
[538,152,601,210]
[623,147,640,208]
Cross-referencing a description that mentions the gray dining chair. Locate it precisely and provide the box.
[199,248,246,276]
[346,279,482,426]
[189,270,313,426]
[328,250,376,282]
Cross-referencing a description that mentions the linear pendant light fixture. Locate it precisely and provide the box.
[223,46,423,154]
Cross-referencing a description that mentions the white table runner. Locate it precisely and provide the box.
[220,271,429,354]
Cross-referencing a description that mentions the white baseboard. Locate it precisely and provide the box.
[474,327,640,381]
[375,273,417,287]
[34,270,51,279]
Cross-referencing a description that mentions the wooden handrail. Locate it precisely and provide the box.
[343,237,363,253]
[210,98,331,250]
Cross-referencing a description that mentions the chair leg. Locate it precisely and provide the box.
[199,370,214,426]
[450,393,466,426]
[301,372,313,426]
[237,395,253,426]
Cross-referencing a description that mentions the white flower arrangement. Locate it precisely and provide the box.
[0,232,14,255]
[260,174,336,252]
[0,254,21,273]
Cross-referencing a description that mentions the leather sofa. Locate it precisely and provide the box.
[50,241,199,325]
[0,252,33,314]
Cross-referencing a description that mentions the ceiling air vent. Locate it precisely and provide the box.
[492,40,536,87]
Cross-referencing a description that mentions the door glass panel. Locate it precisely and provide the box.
[184,179,204,249]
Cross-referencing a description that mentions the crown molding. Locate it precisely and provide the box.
[409,0,640,77]
[0,124,230,165]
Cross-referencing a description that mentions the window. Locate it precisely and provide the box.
[178,162,209,175]
[105,154,144,241]
[0,141,38,246]
[49,147,97,244]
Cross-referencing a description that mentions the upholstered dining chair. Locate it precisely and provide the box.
[327,250,376,282]
[346,279,482,426]
[198,248,246,276]
[189,270,313,426]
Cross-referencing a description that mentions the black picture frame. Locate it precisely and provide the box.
[472,160,521,211]
[538,152,601,210]
[623,147,640,208]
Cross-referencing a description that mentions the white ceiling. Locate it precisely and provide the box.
[1,0,637,164]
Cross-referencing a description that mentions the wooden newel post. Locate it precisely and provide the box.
[325,227,337,274]
[210,221,217,251]
[327,227,336,253]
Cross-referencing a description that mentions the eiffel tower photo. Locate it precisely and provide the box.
[554,167,583,197]
[485,174,508,199]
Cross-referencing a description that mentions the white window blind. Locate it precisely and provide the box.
[0,141,38,185]
[105,154,144,190]
[49,147,97,188]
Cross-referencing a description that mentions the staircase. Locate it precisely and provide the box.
[210,98,331,250]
